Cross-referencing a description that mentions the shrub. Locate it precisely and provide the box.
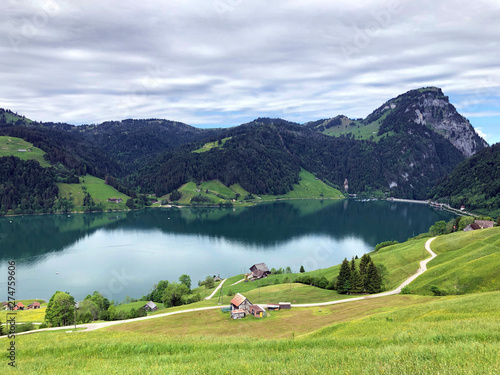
[401,285,412,294]
[227,289,234,297]
[430,285,446,296]
[16,322,35,333]
[374,240,399,252]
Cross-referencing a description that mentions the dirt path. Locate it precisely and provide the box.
[4,238,437,337]
[230,278,245,286]
[204,278,227,300]
[293,237,437,307]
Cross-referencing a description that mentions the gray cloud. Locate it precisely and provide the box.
[1,0,499,138]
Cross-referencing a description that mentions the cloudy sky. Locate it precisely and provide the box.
[2,0,499,143]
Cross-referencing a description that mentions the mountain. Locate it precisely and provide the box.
[430,142,500,216]
[364,87,487,157]
[0,87,490,213]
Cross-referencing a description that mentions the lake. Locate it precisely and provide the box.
[0,199,455,302]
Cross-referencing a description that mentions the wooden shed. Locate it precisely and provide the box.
[249,305,265,318]
[143,301,158,311]
[279,302,291,310]
[267,304,280,311]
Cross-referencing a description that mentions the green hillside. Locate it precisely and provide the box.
[409,227,500,295]
[0,136,50,167]
[58,175,130,211]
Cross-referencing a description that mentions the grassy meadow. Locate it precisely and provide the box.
[171,169,343,205]
[5,292,499,374]
[58,175,130,211]
[0,136,50,167]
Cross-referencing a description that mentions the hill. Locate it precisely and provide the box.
[430,142,500,216]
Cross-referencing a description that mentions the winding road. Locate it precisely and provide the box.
[4,237,437,337]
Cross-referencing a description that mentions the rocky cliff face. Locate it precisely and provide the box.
[369,87,488,157]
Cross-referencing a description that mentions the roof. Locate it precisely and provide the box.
[250,263,269,272]
[28,301,40,306]
[16,302,25,307]
[475,220,494,229]
[279,302,291,305]
[230,293,247,307]
[144,301,157,308]
[251,305,264,312]
[470,223,481,230]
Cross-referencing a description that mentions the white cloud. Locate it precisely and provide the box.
[1,0,499,127]
[475,127,488,141]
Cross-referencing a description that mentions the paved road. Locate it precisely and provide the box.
[3,237,437,337]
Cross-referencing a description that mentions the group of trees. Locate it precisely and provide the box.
[142,274,201,308]
[337,254,382,294]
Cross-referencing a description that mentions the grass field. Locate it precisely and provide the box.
[260,169,343,200]
[58,175,130,211]
[6,292,499,374]
[0,299,47,323]
[408,227,500,295]
[173,169,344,205]
[192,137,232,153]
[0,136,50,167]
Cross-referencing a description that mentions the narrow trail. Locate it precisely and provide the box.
[230,278,245,286]
[204,278,227,300]
[4,238,437,337]
[293,237,436,307]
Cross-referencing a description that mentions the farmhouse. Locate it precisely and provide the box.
[14,302,25,310]
[230,293,252,313]
[107,198,123,203]
[249,263,271,279]
[143,301,157,311]
[27,301,41,309]
[464,220,495,232]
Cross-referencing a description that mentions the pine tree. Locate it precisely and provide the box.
[350,257,356,273]
[299,265,305,273]
[359,253,371,276]
[336,258,351,294]
[366,261,382,294]
[350,268,364,294]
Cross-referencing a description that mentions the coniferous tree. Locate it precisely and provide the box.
[365,261,382,293]
[336,258,352,294]
[350,257,356,273]
[359,253,371,276]
[350,268,364,294]
[299,265,305,273]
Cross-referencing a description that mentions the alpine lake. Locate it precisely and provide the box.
[0,199,456,302]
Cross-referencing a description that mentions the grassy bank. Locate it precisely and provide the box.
[0,136,50,167]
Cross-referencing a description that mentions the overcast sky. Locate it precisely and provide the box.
[2,0,499,144]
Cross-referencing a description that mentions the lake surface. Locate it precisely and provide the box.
[0,199,455,302]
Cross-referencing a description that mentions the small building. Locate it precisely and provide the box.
[17,149,27,152]
[279,302,291,310]
[267,304,280,311]
[460,205,465,211]
[213,275,222,282]
[475,220,494,229]
[464,220,495,232]
[231,309,245,319]
[143,301,157,312]
[230,293,252,313]
[249,305,265,318]
[14,302,25,311]
[107,198,123,203]
[249,263,271,280]
[27,301,41,309]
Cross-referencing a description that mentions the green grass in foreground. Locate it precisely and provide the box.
[0,136,50,167]
[58,175,130,211]
[8,292,499,374]
[409,226,500,295]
